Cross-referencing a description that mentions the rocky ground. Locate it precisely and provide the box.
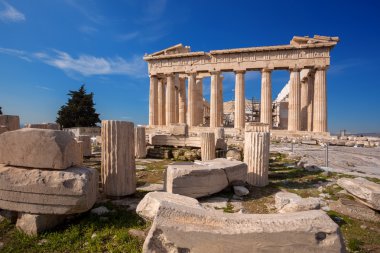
[0,143,379,253]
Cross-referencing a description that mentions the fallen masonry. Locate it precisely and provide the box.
[142,201,345,253]
[275,191,321,213]
[165,158,247,198]
[337,177,380,210]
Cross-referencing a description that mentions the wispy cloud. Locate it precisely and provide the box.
[116,31,140,42]
[0,1,25,23]
[0,47,31,61]
[34,85,54,91]
[36,50,146,77]
[137,0,167,24]
[329,59,366,75]
[64,0,103,24]
[79,25,98,35]
[0,46,146,78]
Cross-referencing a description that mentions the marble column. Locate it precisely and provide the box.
[210,71,220,128]
[288,68,301,131]
[195,77,203,126]
[101,120,136,196]
[178,77,187,124]
[135,126,146,159]
[234,70,245,129]
[307,72,315,132]
[260,69,272,128]
[165,74,175,126]
[244,123,270,187]
[174,87,179,123]
[313,66,328,133]
[157,78,166,126]
[149,75,158,126]
[187,72,196,126]
[218,75,224,126]
[300,72,309,131]
[201,132,215,161]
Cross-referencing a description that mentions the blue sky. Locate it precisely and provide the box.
[0,0,379,133]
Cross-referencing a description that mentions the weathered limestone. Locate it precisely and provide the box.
[16,213,65,235]
[300,69,310,131]
[168,123,188,136]
[234,70,245,129]
[337,177,380,210]
[165,74,175,126]
[157,78,166,126]
[288,68,301,131]
[0,129,81,170]
[200,132,215,161]
[0,115,20,131]
[260,69,272,127]
[275,192,321,213]
[174,84,179,123]
[149,75,158,126]
[101,120,136,197]
[135,126,147,159]
[136,191,203,221]
[307,71,315,131]
[0,165,98,214]
[178,77,187,124]
[195,77,203,126]
[187,72,197,126]
[210,71,220,128]
[214,127,227,150]
[218,75,224,126]
[77,135,91,156]
[165,158,247,198]
[25,123,60,130]
[143,202,345,253]
[313,66,328,132]
[244,123,270,186]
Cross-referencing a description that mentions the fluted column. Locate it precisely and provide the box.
[201,132,215,161]
[288,68,301,131]
[178,77,187,124]
[260,69,272,128]
[174,87,179,123]
[157,78,166,126]
[135,126,147,159]
[218,75,224,126]
[234,70,245,129]
[187,72,196,126]
[101,120,136,196]
[313,66,328,133]
[149,75,158,126]
[307,72,315,132]
[244,123,270,187]
[165,74,175,126]
[195,77,203,126]
[300,72,309,131]
[210,71,220,128]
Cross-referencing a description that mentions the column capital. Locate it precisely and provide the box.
[149,74,158,78]
[234,70,246,74]
[210,70,221,75]
[165,73,175,77]
[314,65,329,71]
[289,67,301,72]
[261,68,272,73]
[186,71,197,77]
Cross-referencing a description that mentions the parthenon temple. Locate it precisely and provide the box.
[144,35,339,137]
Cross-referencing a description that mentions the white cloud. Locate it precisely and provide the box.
[79,25,98,35]
[34,85,53,91]
[116,31,140,41]
[0,47,30,61]
[0,1,25,23]
[36,50,146,77]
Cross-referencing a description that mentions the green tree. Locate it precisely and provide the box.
[56,85,100,128]
[0,106,2,115]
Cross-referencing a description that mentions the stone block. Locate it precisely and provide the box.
[143,202,345,253]
[275,192,321,213]
[337,177,380,210]
[16,213,65,235]
[0,165,98,214]
[77,135,92,156]
[25,123,60,130]
[0,115,20,131]
[165,158,247,198]
[0,128,82,170]
[136,191,202,221]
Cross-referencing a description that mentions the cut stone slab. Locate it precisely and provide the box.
[0,115,20,131]
[143,202,345,253]
[0,165,98,214]
[233,186,249,196]
[16,213,65,235]
[165,158,247,198]
[91,206,110,216]
[200,197,229,211]
[330,198,380,223]
[337,177,380,210]
[136,191,203,221]
[137,183,163,192]
[0,128,82,170]
[275,192,321,213]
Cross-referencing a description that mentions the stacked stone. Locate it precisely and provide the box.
[0,128,98,235]
[244,123,270,186]
[76,135,92,156]
[200,132,215,161]
[214,127,227,151]
[25,123,60,130]
[135,126,147,159]
[102,120,136,197]
[0,115,20,134]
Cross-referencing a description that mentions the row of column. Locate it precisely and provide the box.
[149,67,327,133]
